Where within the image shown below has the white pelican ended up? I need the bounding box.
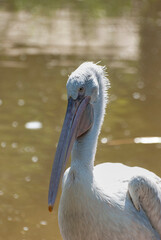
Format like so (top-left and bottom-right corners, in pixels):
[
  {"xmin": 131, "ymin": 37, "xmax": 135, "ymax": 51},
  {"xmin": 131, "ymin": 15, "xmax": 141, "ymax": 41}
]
[{"xmin": 48, "ymin": 62, "xmax": 161, "ymax": 240}]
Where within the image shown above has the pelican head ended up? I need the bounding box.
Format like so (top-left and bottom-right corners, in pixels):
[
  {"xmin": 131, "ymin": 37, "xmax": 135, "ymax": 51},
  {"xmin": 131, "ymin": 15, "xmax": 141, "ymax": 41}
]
[{"xmin": 48, "ymin": 62, "xmax": 109, "ymax": 211}]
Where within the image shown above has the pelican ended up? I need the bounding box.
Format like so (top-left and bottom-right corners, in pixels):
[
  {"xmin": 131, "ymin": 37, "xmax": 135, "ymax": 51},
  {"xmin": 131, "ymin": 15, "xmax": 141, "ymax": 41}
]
[{"xmin": 48, "ymin": 62, "xmax": 161, "ymax": 240}]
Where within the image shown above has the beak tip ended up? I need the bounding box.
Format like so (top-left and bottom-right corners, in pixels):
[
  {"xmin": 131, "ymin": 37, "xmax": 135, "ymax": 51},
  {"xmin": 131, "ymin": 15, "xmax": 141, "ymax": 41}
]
[{"xmin": 48, "ymin": 205, "xmax": 53, "ymax": 212}]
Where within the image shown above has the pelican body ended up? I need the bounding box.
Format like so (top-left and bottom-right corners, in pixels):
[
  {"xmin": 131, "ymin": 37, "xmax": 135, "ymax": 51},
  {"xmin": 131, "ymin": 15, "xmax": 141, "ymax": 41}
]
[{"xmin": 48, "ymin": 62, "xmax": 161, "ymax": 240}]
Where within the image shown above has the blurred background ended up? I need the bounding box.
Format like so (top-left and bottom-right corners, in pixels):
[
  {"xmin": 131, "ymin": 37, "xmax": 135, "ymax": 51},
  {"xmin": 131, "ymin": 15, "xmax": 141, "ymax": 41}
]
[{"xmin": 0, "ymin": 0, "xmax": 161, "ymax": 239}]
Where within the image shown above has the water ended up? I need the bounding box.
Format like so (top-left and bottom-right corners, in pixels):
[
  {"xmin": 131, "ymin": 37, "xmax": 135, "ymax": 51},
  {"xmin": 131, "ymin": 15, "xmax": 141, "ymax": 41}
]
[{"xmin": 0, "ymin": 1, "xmax": 161, "ymax": 239}]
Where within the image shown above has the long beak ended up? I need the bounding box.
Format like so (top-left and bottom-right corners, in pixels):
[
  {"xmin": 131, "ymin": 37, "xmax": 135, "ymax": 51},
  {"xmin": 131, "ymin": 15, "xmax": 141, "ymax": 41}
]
[{"xmin": 48, "ymin": 95, "xmax": 93, "ymax": 212}]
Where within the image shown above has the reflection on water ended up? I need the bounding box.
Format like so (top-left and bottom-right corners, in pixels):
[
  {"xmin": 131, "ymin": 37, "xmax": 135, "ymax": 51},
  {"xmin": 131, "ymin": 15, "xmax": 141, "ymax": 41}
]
[
  {"xmin": 134, "ymin": 137, "xmax": 161, "ymax": 144},
  {"xmin": 105, "ymin": 137, "xmax": 161, "ymax": 146},
  {"xmin": 0, "ymin": 1, "xmax": 161, "ymax": 240},
  {"xmin": 25, "ymin": 121, "xmax": 43, "ymax": 129},
  {"xmin": 0, "ymin": 10, "xmax": 138, "ymax": 59}
]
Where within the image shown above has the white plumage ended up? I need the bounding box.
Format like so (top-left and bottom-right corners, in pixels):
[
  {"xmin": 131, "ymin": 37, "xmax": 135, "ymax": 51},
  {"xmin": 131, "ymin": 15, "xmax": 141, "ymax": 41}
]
[{"xmin": 48, "ymin": 62, "xmax": 161, "ymax": 240}]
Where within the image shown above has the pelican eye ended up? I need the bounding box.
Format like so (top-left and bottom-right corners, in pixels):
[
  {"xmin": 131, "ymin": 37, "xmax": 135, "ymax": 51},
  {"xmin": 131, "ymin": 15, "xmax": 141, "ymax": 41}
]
[{"xmin": 79, "ymin": 87, "xmax": 84, "ymax": 93}]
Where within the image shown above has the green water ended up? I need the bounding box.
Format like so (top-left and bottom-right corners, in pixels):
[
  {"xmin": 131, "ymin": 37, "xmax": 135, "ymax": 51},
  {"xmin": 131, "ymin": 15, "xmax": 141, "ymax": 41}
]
[{"xmin": 0, "ymin": 1, "xmax": 161, "ymax": 239}]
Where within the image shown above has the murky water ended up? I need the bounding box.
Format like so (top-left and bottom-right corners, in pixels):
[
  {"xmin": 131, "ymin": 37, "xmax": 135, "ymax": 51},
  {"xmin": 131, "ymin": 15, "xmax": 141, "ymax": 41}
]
[{"xmin": 0, "ymin": 1, "xmax": 161, "ymax": 240}]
